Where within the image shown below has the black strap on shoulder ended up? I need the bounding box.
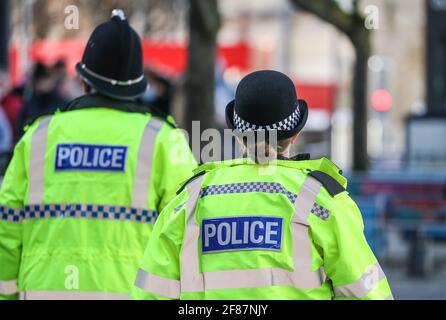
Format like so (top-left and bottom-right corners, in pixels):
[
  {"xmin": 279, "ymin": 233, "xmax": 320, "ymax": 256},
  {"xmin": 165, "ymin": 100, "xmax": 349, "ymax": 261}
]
[
  {"xmin": 176, "ymin": 171, "xmax": 206, "ymax": 195},
  {"xmin": 62, "ymin": 93, "xmax": 176, "ymax": 128},
  {"xmin": 277, "ymin": 153, "xmax": 311, "ymax": 161},
  {"xmin": 308, "ymin": 170, "xmax": 345, "ymax": 197}
]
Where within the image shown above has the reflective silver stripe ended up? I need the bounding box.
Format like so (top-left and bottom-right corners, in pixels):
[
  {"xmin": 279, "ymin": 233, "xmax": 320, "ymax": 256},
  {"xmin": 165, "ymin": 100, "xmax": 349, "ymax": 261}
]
[
  {"xmin": 132, "ymin": 118, "xmax": 164, "ymax": 209},
  {"xmin": 293, "ymin": 176, "xmax": 322, "ymax": 226},
  {"xmin": 29, "ymin": 117, "xmax": 52, "ymax": 203},
  {"xmin": 80, "ymin": 63, "xmax": 145, "ymax": 86},
  {"xmin": 180, "ymin": 176, "xmax": 205, "ymax": 293},
  {"xmin": 135, "ymin": 269, "xmax": 180, "ymax": 299},
  {"xmin": 179, "ymin": 176, "xmax": 325, "ymax": 293},
  {"xmin": 0, "ymin": 280, "xmax": 18, "ymax": 295},
  {"xmin": 202, "ymin": 267, "xmax": 324, "ymax": 290},
  {"xmin": 290, "ymin": 176, "xmax": 326, "ymax": 288},
  {"xmin": 20, "ymin": 291, "xmax": 129, "ymax": 300},
  {"xmin": 334, "ymin": 263, "xmax": 387, "ymax": 298}
]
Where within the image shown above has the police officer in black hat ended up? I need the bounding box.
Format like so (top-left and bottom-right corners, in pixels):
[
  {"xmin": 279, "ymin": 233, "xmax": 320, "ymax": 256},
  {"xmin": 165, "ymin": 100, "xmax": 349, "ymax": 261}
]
[
  {"xmin": 225, "ymin": 70, "xmax": 309, "ymax": 162},
  {"xmin": 133, "ymin": 70, "xmax": 393, "ymax": 300},
  {"xmin": 0, "ymin": 9, "xmax": 197, "ymax": 300},
  {"xmin": 76, "ymin": 9, "xmax": 147, "ymax": 101}
]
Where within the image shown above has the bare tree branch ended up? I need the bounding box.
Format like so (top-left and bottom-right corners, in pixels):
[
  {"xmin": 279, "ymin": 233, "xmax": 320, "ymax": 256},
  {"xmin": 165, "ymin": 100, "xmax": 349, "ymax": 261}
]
[
  {"xmin": 289, "ymin": 0, "xmax": 371, "ymax": 171},
  {"xmin": 290, "ymin": 0, "xmax": 355, "ymax": 36}
]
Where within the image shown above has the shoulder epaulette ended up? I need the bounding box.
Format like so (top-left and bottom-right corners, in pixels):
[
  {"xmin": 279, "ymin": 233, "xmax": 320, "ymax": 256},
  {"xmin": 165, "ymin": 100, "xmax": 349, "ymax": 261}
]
[
  {"xmin": 308, "ymin": 170, "xmax": 346, "ymax": 197},
  {"xmin": 176, "ymin": 171, "xmax": 206, "ymax": 195}
]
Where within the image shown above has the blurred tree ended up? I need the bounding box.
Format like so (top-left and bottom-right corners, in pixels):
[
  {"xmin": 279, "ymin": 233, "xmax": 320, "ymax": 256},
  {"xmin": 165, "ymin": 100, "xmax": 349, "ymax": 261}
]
[
  {"xmin": 143, "ymin": 0, "xmax": 187, "ymax": 39},
  {"xmin": 184, "ymin": 0, "xmax": 220, "ymax": 153},
  {"xmin": 290, "ymin": 0, "xmax": 370, "ymax": 171},
  {"xmin": 16, "ymin": 0, "xmax": 186, "ymax": 39},
  {"xmin": 0, "ymin": 0, "xmax": 9, "ymax": 73}
]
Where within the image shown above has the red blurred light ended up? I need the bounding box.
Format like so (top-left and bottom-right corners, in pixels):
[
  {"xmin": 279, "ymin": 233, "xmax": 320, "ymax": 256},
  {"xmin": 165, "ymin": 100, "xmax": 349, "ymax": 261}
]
[{"xmin": 371, "ymin": 89, "xmax": 392, "ymax": 112}]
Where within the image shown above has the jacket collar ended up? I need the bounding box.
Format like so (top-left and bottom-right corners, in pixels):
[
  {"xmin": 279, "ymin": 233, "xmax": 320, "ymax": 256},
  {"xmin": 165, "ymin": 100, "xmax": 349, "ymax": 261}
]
[
  {"xmin": 193, "ymin": 156, "xmax": 347, "ymax": 189},
  {"xmin": 61, "ymin": 93, "xmax": 168, "ymax": 118}
]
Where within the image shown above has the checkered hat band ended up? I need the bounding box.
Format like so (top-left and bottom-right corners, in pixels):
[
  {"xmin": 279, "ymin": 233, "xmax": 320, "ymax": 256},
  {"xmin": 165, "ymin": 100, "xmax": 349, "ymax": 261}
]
[
  {"xmin": 201, "ymin": 182, "xmax": 297, "ymax": 203},
  {"xmin": 233, "ymin": 107, "xmax": 301, "ymax": 132},
  {"xmin": 0, "ymin": 204, "xmax": 159, "ymax": 224}
]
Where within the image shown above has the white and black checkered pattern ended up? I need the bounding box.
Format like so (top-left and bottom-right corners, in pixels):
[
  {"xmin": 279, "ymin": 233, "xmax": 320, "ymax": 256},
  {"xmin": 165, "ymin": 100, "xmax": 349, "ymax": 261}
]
[
  {"xmin": 311, "ymin": 203, "xmax": 330, "ymax": 220},
  {"xmin": 201, "ymin": 182, "xmax": 297, "ymax": 203},
  {"xmin": 0, "ymin": 205, "xmax": 23, "ymax": 223},
  {"xmin": 233, "ymin": 107, "xmax": 301, "ymax": 132},
  {"xmin": 0, "ymin": 204, "xmax": 158, "ymax": 224}
]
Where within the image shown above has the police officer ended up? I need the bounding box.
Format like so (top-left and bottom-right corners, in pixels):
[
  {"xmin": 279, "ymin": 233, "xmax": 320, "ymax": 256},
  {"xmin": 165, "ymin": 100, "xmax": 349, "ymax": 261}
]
[
  {"xmin": 133, "ymin": 70, "xmax": 393, "ymax": 300},
  {"xmin": 0, "ymin": 10, "xmax": 196, "ymax": 300}
]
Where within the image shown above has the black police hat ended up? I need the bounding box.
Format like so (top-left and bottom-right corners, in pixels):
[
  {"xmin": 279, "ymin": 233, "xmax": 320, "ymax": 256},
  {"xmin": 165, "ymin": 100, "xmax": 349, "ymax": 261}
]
[
  {"xmin": 226, "ymin": 70, "xmax": 308, "ymax": 140},
  {"xmin": 76, "ymin": 9, "xmax": 147, "ymax": 100}
]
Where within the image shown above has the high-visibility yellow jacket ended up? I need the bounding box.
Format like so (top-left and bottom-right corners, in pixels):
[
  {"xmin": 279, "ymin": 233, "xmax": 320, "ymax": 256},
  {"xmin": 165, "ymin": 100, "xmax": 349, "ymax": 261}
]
[
  {"xmin": 133, "ymin": 157, "xmax": 393, "ymax": 300},
  {"xmin": 0, "ymin": 95, "xmax": 197, "ymax": 300}
]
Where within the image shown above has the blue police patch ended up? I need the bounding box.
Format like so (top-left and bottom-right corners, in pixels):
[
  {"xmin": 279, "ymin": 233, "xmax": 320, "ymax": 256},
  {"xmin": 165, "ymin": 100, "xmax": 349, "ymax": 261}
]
[
  {"xmin": 55, "ymin": 143, "xmax": 128, "ymax": 172},
  {"xmin": 201, "ymin": 216, "xmax": 283, "ymax": 253}
]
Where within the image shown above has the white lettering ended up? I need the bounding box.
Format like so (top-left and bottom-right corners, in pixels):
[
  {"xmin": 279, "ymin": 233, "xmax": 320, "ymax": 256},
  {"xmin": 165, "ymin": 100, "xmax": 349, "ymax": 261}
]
[
  {"xmin": 111, "ymin": 148, "xmax": 125, "ymax": 168},
  {"xmin": 82, "ymin": 148, "xmax": 92, "ymax": 167},
  {"xmin": 250, "ymin": 221, "xmax": 264, "ymax": 244},
  {"xmin": 99, "ymin": 148, "xmax": 112, "ymax": 167},
  {"xmin": 92, "ymin": 147, "xmax": 100, "ymax": 166},
  {"xmin": 365, "ymin": 5, "xmax": 379, "ymax": 30},
  {"xmin": 364, "ymin": 265, "xmax": 380, "ymax": 290},
  {"xmin": 64, "ymin": 265, "xmax": 79, "ymax": 290},
  {"xmin": 243, "ymin": 221, "xmax": 250, "ymax": 244},
  {"xmin": 231, "ymin": 222, "xmax": 242, "ymax": 244},
  {"xmin": 204, "ymin": 224, "xmax": 216, "ymax": 248},
  {"xmin": 64, "ymin": 5, "xmax": 79, "ymax": 30},
  {"xmin": 57, "ymin": 146, "xmax": 70, "ymax": 167},
  {"xmin": 217, "ymin": 222, "xmax": 231, "ymax": 245},
  {"xmin": 70, "ymin": 147, "xmax": 83, "ymax": 167},
  {"xmin": 265, "ymin": 222, "xmax": 279, "ymax": 245}
]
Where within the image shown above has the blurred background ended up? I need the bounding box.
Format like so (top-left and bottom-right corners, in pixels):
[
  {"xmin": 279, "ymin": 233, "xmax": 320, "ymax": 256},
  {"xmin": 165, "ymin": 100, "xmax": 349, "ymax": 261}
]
[{"xmin": 0, "ymin": 0, "xmax": 445, "ymax": 299}]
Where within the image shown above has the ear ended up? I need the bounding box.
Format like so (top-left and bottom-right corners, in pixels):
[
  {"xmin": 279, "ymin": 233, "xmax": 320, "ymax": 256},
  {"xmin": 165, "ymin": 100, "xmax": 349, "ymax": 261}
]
[
  {"xmin": 82, "ymin": 81, "xmax": 91, "ymax": 93},
  {"xmin": 290, "ymin": 133, "xmax": 300, "ymax": 144}
]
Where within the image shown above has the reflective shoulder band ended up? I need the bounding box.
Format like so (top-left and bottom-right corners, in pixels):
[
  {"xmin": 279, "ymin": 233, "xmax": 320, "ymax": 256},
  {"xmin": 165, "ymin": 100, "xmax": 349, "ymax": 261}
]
[
  {"xmin": 334, "ymin": 263, "xmax": 388, "ymax": 299},
  {"xmin": 0, "ymin": 280, "xmax": 18, "ymax": 295},
  {"xmin": 29, "ymin": 116, "xmax": 52, "ymax": 204},
  {"xmin": 180, "ymin": 176, "xmax": 205, "ymax": 293},
  {"xmin": 135, "ymin": 269, "xmax": 180, "ymax": 299},
  {"xmin": 132, "ymin": 117, "xmax": 164, "ymax": 209},
  {"xmin": 20, "ymin": 290, "xmax": 129, "ymax": 300},
  {"xmin": 202, "ymin": 267, "xmax": 324, "ymax": 290},
  {"xmin": 290, "ymin": 176, "xmax": 326, "ymax": 288},
  {"xmin": 293, "ymin": 176, "xmax": 322, "ymax": 226}
]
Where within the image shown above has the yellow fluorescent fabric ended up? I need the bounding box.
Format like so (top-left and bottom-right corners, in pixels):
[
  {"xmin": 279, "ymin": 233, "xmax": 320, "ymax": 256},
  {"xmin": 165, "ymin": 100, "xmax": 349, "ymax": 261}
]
[
  {"xmin": 134, "ymin": 159, "xmax": 393, "ymax": 300},
  {"xmin": 0, "ymin": 107, "xmax": 197, "ymax": 300}
]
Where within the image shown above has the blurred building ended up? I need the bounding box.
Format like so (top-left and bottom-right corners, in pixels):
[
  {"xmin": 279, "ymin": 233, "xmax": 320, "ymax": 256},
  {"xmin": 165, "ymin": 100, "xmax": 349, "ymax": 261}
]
[
  {"xmin": 219, "ymin": 0, "xmax": 427, "ymax": 169},
  {"xmin": 5, "ymin": 0, "xmax": 431, "ymax": 169}
]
